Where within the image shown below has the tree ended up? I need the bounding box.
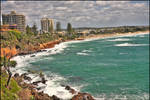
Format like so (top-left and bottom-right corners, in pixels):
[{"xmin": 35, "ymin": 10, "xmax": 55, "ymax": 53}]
[
  {"xmin": 56, "ymin": 22, "xmax": 61, "ymax": 32},
  {"xmin": 67, "ymin": 23, "xmax": 73, "ymax": 34},
  {"xmin": 1, "ymin": 56, "xmax": 17, "ymax": 87},
  {"xmin": 26, "ymin": 25, "xmax": 32, "ymax": 34},
  {"xmin": 32, "ymin": 23, "xmax": 38, "ymax": 35}
]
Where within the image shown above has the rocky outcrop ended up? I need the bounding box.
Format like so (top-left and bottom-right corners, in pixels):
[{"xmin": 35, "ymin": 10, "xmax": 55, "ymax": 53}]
[
  {"xmin": 64, "ymin": 85, "xmax": 95, "ymax": 100},
  {"xmin": 51, "ymin": 95, "xmax": 60, "ymax": 100},
  {"xmin": 65, "ymin": 85, "xmax": 77, "ymax": 94},
  {"xmin": 13, "ymin": 73, "xmax": 56, "ymax": 100},
  {"xmin": 1, "ymin": 40, "xmax": 61, "ymax": 58},
  {"xmin": 71, "ymin": 92, "xmax": 95, "ymax": 100},
  {"xmin": 18, "ymin": 88, "xmax": 32, "ymax": 100},
  {"xmin": 1, "ymin": 47, "xmax": 18, "ymax": 58},
  {"xmin": 39, "ymin": 40, "xmax": 60, "ymax": 49},
  {"xmin": 14, "ymin": 73, "xmax": 19, "ymax": 78}
]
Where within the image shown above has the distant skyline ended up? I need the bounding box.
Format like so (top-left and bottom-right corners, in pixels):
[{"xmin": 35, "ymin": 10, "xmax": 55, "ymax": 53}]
[{"xmin": 1, "ymin": 1, "xmax": 149, "ymax": 29}]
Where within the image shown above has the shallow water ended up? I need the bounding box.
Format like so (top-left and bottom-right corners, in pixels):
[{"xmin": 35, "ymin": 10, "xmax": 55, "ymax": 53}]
[{"xmin": 12, "ymin": 33, "xmax": 149, "ymax": 100}]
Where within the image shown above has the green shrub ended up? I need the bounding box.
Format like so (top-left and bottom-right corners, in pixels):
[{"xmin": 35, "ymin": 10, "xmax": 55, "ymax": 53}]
[{"xmin": 8, "ymin": 30, "xmax": 22, "ymax": 40}]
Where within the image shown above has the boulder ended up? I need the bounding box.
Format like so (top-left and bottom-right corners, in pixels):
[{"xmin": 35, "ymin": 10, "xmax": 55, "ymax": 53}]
[
  {"xmin": 41, "ymin": 77, "xmax": 47, "ymax": 84},
  {"xmin": 32, "ymin": 81, "xmax": 42, "ymax": 86},
  {"xmin": 52, "ymin": 95, "xmax": 60, "ymax": 100},
  {"xmin": 65, "ymin": 85, "xmax": 76, "ymax": 94},
  {"xmin": 71, "ymin": 93, "xmax": 95, "ymax": 100},
  {"xmin": 21, "ymin": 73, "xmax": 28, "ymax": 77},
  {"xmin": 24, "ymin": 75, "xmax": 32, "ymax": 81},
  {"xmin": 14, "ymin": 73, "xmax": 19, "ymax": 78},
  {"xmin": 33, "ymin": 91, "xmax": 52, "ymax": 100}
]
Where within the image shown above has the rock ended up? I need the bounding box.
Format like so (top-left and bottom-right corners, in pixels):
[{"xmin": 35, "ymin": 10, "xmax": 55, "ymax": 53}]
[
  {"xmin": 14, "ymin": 76, "xmax": 23, "ymax": 85},
  {"xmin": 36, "ymin": 87, "xmax": 42, "ymax": 91},
  {"xmin": 20, "ymin": 73, "xmax": 32, "ymax": 81},
  {"xmin": 42, "ymin": 50, "xmax": 47, "ymax": 52},
  {"xmin": 30, "ymin": 55, "xmax": 35, "ymax": 57},
  {"xmin": 65, "ymin": 85, "xmax": 76, "ymax": 94},
  {"xmin": 14, "ymin": 73, "xmax": 19, "ymax": 78},
  {"xmin": 65, "ymin": 85, "xmax": 72, "ymax": 90},
  {"xmin": 34, "ymin": 91, "xmax": 52, "ymax": 100},
  {"xmin": 52, "ymin": 95, "xmax": 60, "ymax": 100},
  {"xmin": 32, "ymin": 81, "xmax": 42, "ymax": 86},
  {"xmin": 21, "ymin": 73, "xmax": 28, "ymax": 77},
  {"xmin": 24, "ymin": 75, "xmax": 32, "ymax": 81},
  {"xmin": 18, "ymin": 88, "xmax": 32, "ymax": 100},
  {"xmin": 71, "ymin": 93, "xmax": 95, "ymax": 100},
  {"xmin": 41, "ymin": 77, "xmax": 47, "ymax": 84}
]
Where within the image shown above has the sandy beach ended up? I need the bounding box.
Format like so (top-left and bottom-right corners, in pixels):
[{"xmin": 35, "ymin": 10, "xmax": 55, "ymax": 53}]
[{"xmin": 81, "ymin": 30, "xmax": 149, "ymax": 40}]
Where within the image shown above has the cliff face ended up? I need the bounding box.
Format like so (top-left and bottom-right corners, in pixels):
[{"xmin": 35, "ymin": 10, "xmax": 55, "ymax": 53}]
[
  {"xmin": 1, "ymin": 47, "xmax": 18, "ymax": 58},
  {"xmin": 1, "ymin": 40, "xmax": 61, "ymax": 58},
  {"xmin": 39, "ymin": 40, "xmax": 60, "ymax": 49}
]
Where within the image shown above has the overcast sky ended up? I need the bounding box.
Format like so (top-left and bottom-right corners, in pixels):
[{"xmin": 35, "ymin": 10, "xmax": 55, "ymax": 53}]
[{"xmin": 1, "ymin": 1, "xmax": 149, "ymax": 29}]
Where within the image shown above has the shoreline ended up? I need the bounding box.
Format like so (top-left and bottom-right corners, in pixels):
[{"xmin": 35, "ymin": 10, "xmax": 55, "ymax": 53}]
[
  {"xmin": 9, "ymin": 30, "xmax": 149, "ymax": 99},
  {"xmin": 80, "ymin": 30, "xmax": 149, "ymax": 40}
]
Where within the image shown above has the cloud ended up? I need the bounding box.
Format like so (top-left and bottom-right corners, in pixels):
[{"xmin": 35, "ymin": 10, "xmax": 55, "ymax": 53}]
[
  {"xmin": 55, "ymin": 7, "xmax": 68, "ymax": 10},
  {"xmin": 1, "ymin": 1, "xmax": 149, "ymax": 29}
]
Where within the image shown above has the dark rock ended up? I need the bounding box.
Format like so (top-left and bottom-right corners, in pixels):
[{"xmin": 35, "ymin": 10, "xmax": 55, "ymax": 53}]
[
  {"xmin": 32, "ymin": 81, "xmax": 42, "ymax": 86},
  {"xmin": 20, "ymin": 73, "xmax": 32, "ymax": 81},
  {"xmin": 24, "ymin": 76, "xmax": 32, "ymax": 81},
  {"xmin": 65, "ymin": 85, "xmax": 71, "ymax": 90},
  {"xmin": 34, "ymin": 91, "xmax": 52, "ymax": 100},
  {"xmin": 36, "ymin": 87, "xmax": 42, "ymax": 91},
  {"xmin": 30, "ymin": 55, "xmax": 35, "ymax": 57},
  {"xmin": 42, "ymin": 50, "xmax": 47, "ymax": 52},
  {"xmin": 65, "ymin": 85, "xmax": 76, "ymax": 94},
  {"xmin": 41, "ymin": 77, "xmax": 47, "ymax": 84},
  {"xmin": 21, "ymin": 73, "xmax": 28, "ymax": 77},
  {"xmin": 37, "ymin": 50, "xmax": 42, "ymax": 52},
  {"xmin": 52, "ymin": 95, "xmax": 60, "ymax": 100},
  {"xmin": 71, "ymin": 92, "xmax": 95, "ymax": 100},
  {"xmin": 14, "ymin": 73, "xmax": 19, "ymax": 78}
]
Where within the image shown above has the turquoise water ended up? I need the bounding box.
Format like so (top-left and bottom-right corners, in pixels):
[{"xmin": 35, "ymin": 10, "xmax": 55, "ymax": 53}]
[{"xmin": 24, "ymin": 34, "xmax": 149, "ymax": 99}]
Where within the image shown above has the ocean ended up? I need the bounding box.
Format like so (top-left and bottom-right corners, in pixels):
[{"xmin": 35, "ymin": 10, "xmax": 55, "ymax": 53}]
[{"xmin": 11, "ymin": 33, "xmax": 149, "ymax": 100}]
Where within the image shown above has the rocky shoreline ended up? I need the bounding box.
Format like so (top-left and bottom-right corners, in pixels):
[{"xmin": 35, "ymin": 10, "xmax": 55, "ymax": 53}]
[{"xmin": 12, "ymin": 71, "xmax": 95, "ymax": 100}]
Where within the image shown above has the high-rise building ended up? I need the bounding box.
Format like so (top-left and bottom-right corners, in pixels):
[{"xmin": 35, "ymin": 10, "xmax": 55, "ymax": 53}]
[
  {"xmin": 2, "ymin": 11, "xmax": 26, "ymax": 32},
  {"xmin": 41, "ymin": 18, "xmax": 54, "ymax": 33}
]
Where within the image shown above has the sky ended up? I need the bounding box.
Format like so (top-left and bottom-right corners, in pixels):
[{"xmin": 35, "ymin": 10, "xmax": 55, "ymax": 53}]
[{"xmin": 1, "ymin": 1, "xmax": 149, "ymax": 29}]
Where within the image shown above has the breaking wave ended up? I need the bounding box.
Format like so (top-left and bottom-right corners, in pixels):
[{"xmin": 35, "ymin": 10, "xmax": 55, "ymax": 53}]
[{"xmin": 115, "ymin": 43, "xmax": 148, "ymax": 47}]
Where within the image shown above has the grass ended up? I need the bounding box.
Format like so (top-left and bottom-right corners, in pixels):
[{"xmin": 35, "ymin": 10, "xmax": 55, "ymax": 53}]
[{"xmin": 1, "ymin": 71, "xmax": 21, "ymax": 100}]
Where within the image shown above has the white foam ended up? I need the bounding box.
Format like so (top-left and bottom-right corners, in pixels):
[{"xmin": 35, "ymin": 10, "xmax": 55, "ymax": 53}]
[
  {"xmin": 115, "ymin": 43, "xmax": 148, "ymax": 47},
  {"xmin": 119, "ymin": 53, "xmax": 128, "ymax": 55},
  {"xmin": 82, "ymin": 49, "xmax": 92, "ymax": 53},
  {"xmin": 107, "ymin": 38, "xmax": 130, "ymax": 42},
  {"xmin": 77, "ymin": 52, "xmax": 89, "ymax": 56}
]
